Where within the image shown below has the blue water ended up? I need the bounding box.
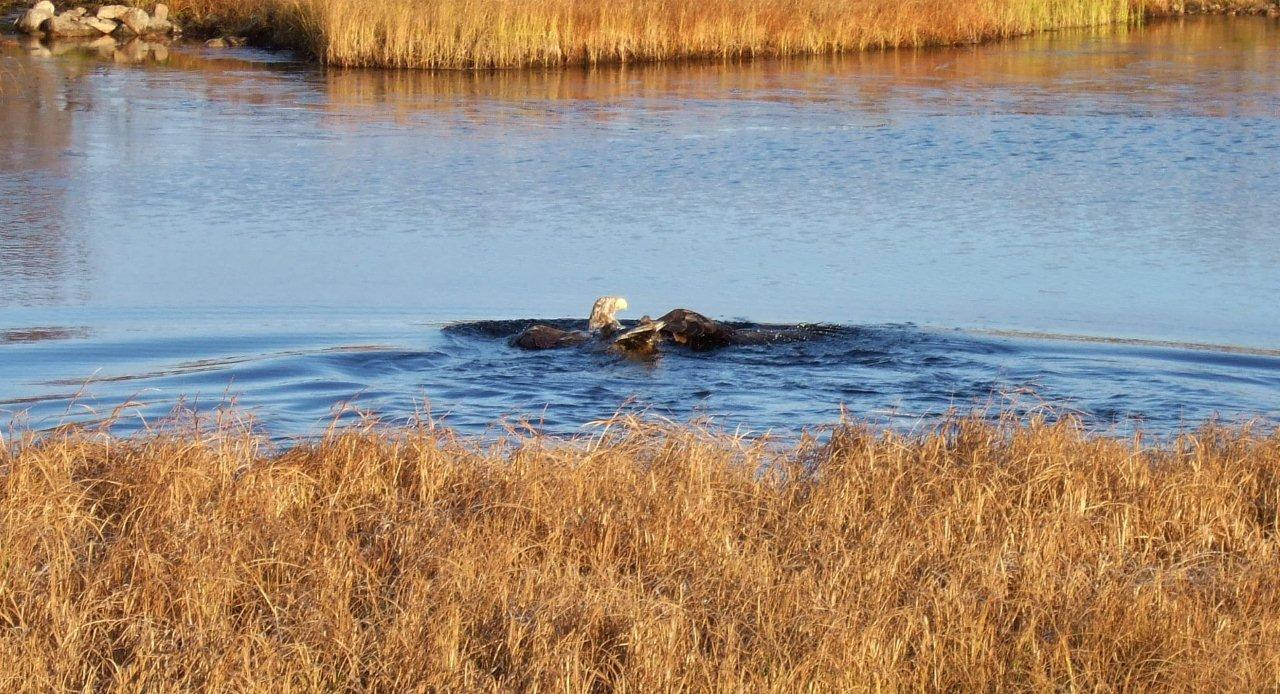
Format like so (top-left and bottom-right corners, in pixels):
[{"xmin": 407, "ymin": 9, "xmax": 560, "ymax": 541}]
[{"xmin": 2, "ymin": 18, "xmax": 1278, "ymax": 438}]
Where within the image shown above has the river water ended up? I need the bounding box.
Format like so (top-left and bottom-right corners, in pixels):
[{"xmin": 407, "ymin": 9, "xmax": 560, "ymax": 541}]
[{"xmin": 2, "ymin": 18, "xmax": 1278, "ymax": 437}]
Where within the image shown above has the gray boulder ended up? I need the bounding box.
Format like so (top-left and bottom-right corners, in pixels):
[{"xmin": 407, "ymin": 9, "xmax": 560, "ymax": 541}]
[
  {"xmin": 115, "ymin": 7, "xmax": 150, "ymax": 35},
  {"xmin": 83, "ymin": 16, "xmax": 118, "ymax": 34},
  {"xmin": 96, "ymin": 5, "xmax": 131, "ymax": 20},
  {"xmin": 206, "ymin": 35, "xmax": 247, "ymax": 48},
  {"xmin": 15, "ymin": 2, "xmax": 56, "ymax": 34},
  {"xmin": 46, "ymin": 11, "xmax": 102, "ymax": 37},
  {"xmin": 148, "ymin": 6, "xmax": 178, "ymax": 35}
]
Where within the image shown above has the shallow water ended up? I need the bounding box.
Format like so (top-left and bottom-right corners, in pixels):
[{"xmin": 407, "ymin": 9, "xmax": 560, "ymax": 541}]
[{"xmin": 2, "ymin": 18, "xmax": 1278, "ymax": 437}]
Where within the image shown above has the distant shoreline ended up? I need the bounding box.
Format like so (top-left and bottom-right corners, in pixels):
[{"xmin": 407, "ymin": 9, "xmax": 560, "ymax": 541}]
[{"xmin": 6, "ymin": 0, "xmax": 1279, "ymax": 69}]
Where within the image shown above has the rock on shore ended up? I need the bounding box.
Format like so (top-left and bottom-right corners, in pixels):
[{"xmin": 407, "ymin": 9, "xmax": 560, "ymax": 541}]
[
  {"xmin": 13, "ymin": 1, "xmax": 181, "ymax": 39},
  {"xmin": 205, "ymin": 35, "xmax": 248, "ymax": 48},
  {"xmin": 15, "ymin": 0, "xmax": 55, "ymax": 33}
]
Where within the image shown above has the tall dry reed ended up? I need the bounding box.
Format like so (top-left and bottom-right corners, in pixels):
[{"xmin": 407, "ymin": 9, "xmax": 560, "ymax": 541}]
[
  {"xmin": 2, "ymin": 415, "xmax": 1278, "ymax": 690},
  {"xmin": 145, "ymin": 0, "xmax": 1225, "ymax": 68}
]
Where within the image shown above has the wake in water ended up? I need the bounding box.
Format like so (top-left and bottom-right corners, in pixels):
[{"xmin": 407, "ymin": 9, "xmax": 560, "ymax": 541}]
[
  {"xmin": 2, "ymin": 318, "xmax": 1277, "ymax": 439},
  {"xmin": 442, "ymin": 318, "xmax": 1280, "ymax": 436}
]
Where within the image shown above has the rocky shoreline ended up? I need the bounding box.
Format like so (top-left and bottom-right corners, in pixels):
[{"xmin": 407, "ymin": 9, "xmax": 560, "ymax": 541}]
[
  {"xmin": 5, "ymin": 1, "xmax": 257, "ymax": 60},
  {"xmin": 15, "ymin": 1, "xmax": 178, "ymax": 39}
]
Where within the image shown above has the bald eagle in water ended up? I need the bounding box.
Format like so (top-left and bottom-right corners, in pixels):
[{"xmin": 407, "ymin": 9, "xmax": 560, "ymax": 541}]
[
  {"xmin": 513, "ymin": 297, "xmax": 740, "ymax": 354},
  {"xmin": 513, "ymin": 296, "xmax": 629, "ymax": 350}
]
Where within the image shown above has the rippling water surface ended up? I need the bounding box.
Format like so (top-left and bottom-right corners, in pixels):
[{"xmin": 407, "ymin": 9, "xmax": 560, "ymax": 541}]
[{"xmin": 2, "ymin": 18, "xmax": 1278, "ymax": 437}]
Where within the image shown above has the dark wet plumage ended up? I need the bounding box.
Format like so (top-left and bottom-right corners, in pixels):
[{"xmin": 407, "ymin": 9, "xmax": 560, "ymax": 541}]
[
  {"xmin": 611, "ymin": 316, "xmax": 665, "ymax": 355},
  {"xmin": 654, "ymin": 309, "xmax": 737, "ymax": 351},
  {"xmin": 512, "ymin": 325, "xmax": 589, "ymax": 350},
  {"xmin": 509, "ymin": 296, "xmax": 628, "ymax": 350},
  {"xmin": 487, "ymin": 298, "xmax": 836, "ymax": 355}
]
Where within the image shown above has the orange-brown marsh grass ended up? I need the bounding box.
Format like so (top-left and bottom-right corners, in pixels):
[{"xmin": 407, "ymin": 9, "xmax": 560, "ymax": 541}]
[
  {"xmin": 2, "ymin": 414, "xmax": 1278, "ymax": 690},
  {"xmin": 140, "ymin": 0, "xmax": 1231, "ymax": 68}
]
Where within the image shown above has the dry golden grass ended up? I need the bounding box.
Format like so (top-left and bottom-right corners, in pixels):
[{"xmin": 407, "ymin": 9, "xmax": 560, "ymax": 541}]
[
  {"xmin": 136, "ymin": 0, "xmax": 1273, "ymax": 68},
  {"xmin": 2, "ymin": 414, "xmax": 1278, "ymax": 690},
  {"xmin": 305, "ymin": 0, "xmax": 1148, "ymax": 68}
]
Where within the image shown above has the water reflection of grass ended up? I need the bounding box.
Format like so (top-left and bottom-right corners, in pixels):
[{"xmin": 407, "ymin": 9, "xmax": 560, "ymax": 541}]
[
  {"xmin": 151, "ymin": 0, "xmax": 1273, "ymax": 68},
  {"xmin": 4, "ymin": 414, "xmax": 1278, "ymax": 688},
  {"xmin": 313, "ymin": 17, "xmax": 1279, "ymax": 109}
]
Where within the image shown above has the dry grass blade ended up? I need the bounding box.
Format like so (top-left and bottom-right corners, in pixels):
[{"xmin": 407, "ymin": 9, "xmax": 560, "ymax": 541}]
[
  {"xmin": 1, "ymin": 415, "xmax": 1278, "ymax": 689},
  {"xmin": 140, "ymin": 0, "xmax": 1269, "ymax": 68}
]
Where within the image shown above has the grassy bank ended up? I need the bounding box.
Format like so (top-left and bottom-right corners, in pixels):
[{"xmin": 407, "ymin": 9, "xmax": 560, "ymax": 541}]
[
  {"xmin": 2, "ymin": 416, "xmax": 1278, "ymax": 689},
  {"xmin": 139, "ymin": 0, "xmax": 1277, "ymax": 68}
]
